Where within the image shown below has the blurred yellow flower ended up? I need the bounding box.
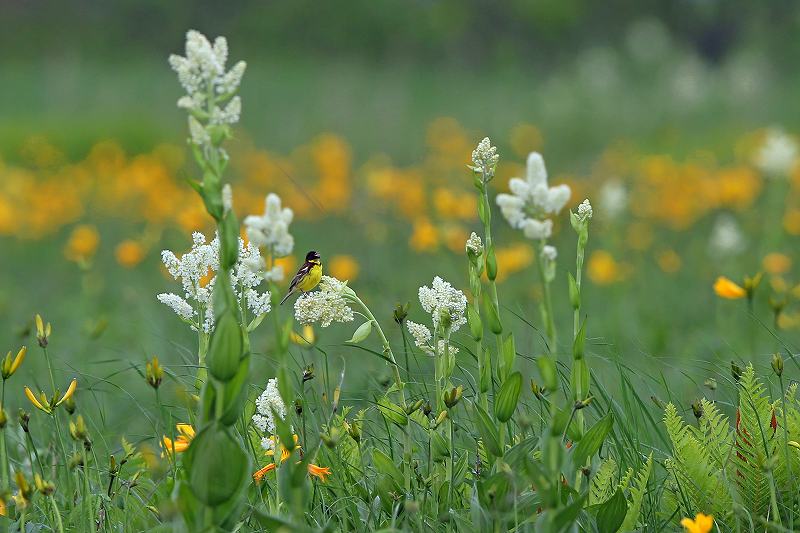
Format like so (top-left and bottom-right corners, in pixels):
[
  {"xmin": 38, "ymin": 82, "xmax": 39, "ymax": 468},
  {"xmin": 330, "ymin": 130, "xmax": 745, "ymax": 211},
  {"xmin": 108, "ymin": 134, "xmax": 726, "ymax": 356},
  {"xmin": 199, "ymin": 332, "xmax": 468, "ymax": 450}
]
[
  {"xmin": 290, "ymin": 325, "xmax": 316, "ymax": 347},
  {"xmin": 713, "ymin": 276, "xmax": 746, "ymax": 299},
  {"xmin": 784, "ymin": 209, "xmax": 800, "ymax": 235},
  {"xmin": 587, "ymin": 250, "xmax": 621, "ymax": 285},
  {"xmin": 508, "ymin": 123, "xmax": 543, "ymax": 158},
  {"xmin": 329, "ymin": 254, "xmax": 359, "ymax": 282},
  {"xmin": 162, "ymin": 423, "xmax": 195, "ymax": 455},
  {"xmin": 626, "ymin": 222, "xmax": 653, "ymax": 251},
  {"xmin": 409, "ymin": 218, "xmax": 439, "ymax": 252},
  {"xmin": 494, "ymin": 243, "xmax": 534, "ymax": 282},
  {"xmin": 115, "ymin": 239, "xmax": 146, "ymax": 268},
  {"xmin": 762, "ymin": 253, "xmax": 791, "ymax": 275},
  {"xmin": 680, "ymin": 513, "xmax": 713, "ymax": 533},
  {"xmin": 657, "ymin": 249, "xmax": 682, "ymax": 274},
  {"xmin": 64, "ymin": 224, "xmax": 99, "ymax": 263}
]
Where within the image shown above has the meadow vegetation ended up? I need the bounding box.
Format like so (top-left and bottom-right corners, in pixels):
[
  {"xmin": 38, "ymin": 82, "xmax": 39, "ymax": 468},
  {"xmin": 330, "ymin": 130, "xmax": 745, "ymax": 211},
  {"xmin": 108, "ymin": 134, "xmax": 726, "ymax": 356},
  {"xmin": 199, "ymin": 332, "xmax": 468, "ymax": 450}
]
[{"xmin": 0, "ymin": 27, "xmax": 799, "ymax": 532}]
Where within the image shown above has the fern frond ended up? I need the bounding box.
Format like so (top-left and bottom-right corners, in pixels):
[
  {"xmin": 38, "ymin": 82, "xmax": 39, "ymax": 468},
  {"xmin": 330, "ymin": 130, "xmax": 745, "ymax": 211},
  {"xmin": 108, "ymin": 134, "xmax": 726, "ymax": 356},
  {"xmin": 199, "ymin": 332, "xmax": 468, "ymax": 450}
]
[
  {"xmin": 590, "ymin": 457, "xmax": 618, "ymax": 506},
  {"xmin": 619, "ymin": 453, "xmax": 653, "ymax": 532}
]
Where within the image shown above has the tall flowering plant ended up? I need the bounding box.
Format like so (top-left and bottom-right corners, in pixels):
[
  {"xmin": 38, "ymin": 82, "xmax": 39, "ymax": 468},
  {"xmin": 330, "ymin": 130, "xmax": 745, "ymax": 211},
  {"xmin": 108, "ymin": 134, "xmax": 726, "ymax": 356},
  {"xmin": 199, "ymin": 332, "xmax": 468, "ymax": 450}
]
[{"xmin": 167, "ymin": 30, "xmax": 253, "ymax": 528}]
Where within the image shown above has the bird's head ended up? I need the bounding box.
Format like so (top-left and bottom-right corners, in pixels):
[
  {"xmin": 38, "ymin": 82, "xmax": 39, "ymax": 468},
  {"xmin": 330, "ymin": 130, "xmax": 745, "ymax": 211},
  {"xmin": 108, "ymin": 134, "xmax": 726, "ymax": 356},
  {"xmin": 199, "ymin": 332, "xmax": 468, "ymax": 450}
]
[{"xmin": 306, "ymin": 250, "xmax": 321, "ymax": 263}]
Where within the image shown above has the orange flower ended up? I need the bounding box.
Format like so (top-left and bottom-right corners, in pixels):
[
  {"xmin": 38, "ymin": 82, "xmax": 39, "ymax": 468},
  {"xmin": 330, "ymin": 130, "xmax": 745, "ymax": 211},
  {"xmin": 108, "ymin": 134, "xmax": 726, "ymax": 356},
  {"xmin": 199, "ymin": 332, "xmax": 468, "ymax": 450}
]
[
  {"xmin": 307, "ymin": 463, "xmax": 331, "ymax": 482},
  {"xmin": 252, "ymin": 463, "xmax": 276, "ymax": 482},
  {"xmin": 329, "ymin": 255, "xmax": 359, "ymax": 282},
  {"xmin": 252, "ymin": 462, "xmax": 331, "ymax": 483},
  {"xmin": 162, "ymin": 423, "xmax": 195, "ymax": 455},
  {"xmin": 680, "ymin": 513, "xmax": 713, "ymax": 533},
  {"xmin": 713, "ymin": 276, "xmax": 746, "ymax": 299},
  {"xmin": 265, "ymin": 434, "xmax": 300, "ymax": 462},
  {"xmin": 115, "ymin": 239, "xmax": 146, "ymax": 268},
  {"xmin": 64, "ymin": 224, "xmax": 100, "ymax": 263},
  {"xmin": 762, "ymin": 253, "xmax": 791, "ymax": 275}
]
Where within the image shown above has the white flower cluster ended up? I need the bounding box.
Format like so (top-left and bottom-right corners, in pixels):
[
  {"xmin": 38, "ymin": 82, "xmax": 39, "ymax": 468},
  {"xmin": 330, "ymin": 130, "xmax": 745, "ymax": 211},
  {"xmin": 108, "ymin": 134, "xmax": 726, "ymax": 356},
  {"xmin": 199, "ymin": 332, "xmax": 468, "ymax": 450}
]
[
  {"xmin": 418, "ymin": 276, "xmax": 467, "ymax": 333},
  {"xmin": 252, "ymin": 378, "xmax": 286, "ymax": 449},
  {"xmin": 756, "ymin": 128, "xmax": 798, "ymax": 177},
  {"xmin": 709, "ymin": 214, "xmax": 746, "ymax": 256},
  {"xmin": 496, "ymin": 152, "xmax": 571, "ymax": 240},
  {"xmin": 577, "ymin": 199, "xmax": 593, "ymax": 221},
  {"xmin": 244, "ymin": 193, "xmax": 295, "ymax": 262},
  {"xmin": 157, "ymin": 232, "xmax": 271, "ymax": 331},
  {"xmin": 471, "ymin": 137, "xmax": 499, "ymax": 177},
  {"xmin": 294, "ymin": 276, "xmax": 354, "ymax": 327},
  {"xmin": 406, "ymin": 320, "xmax": 459, "ymax": 357},
  {"xmin": 541, "ymin": 245, "xmax": 558, "ymax": 262},
  {"xmin": 599, "ymin": 180, "xmax": 628, "ymax": 219},
  {"xmin": 465, "ymin": 232, "xmax": 483, "ymax": 255},
  {"xmin": 169, "ymin": 30, "xmax": 246, "ymax": 141}
]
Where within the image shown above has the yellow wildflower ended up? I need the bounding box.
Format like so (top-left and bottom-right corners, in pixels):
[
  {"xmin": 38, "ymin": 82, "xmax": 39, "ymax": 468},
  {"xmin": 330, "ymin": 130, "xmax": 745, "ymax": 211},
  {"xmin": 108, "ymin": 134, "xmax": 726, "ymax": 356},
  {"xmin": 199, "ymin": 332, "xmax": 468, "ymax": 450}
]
[
  {"xmin": 587, "ymin": 250, "xmax": 621, "ymax": 285},
  {"xmin": 64, "ymin": 224, "xmax": 100, "ymax": 263},
  {"xmin": 115, "ymin": 239, "xmax": 146, "ymax": 268},
  {"xmin": 1, "ymin": 346, "xmax": 26, "ymax": 379},
  {"xmin": 329, "ymin": 255, "xmax": 359, "ymax": 282},
  {"xmin": 713, "ymin": 276, "xmax": 746, "ymax": 299},
  {"xmin": 680, "ymin": 513, "xmax": 713, "ymax": 533},
  {"xmin": 409, "ymin": 218, "xmax": 439, "ymax": 252},
  {"xmin": 657, "ymin": 249, "xmax": 682, "ymax": 274},
  {"xmin": 290, "ymin": 325, "xmax": 315, "ymax": 347},
  {"xmin": 762, "ymin": 253, "xmax": 791, "ymax": 275},
  {"xmin": 24, "ymin": 378, "xmax": 77, "ymax": 414},
  {"xmin": 162, "ymin": 423, "xmax": 195, "ymax": 455}
]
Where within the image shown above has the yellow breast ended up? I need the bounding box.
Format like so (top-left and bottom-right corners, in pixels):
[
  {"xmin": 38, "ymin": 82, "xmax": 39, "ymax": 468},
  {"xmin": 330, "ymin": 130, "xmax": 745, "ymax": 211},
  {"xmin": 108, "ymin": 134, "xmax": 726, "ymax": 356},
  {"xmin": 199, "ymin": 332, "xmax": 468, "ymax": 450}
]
[{"xmin": 297, "ymin": 263, "xmax": 322, "ymax": 291}]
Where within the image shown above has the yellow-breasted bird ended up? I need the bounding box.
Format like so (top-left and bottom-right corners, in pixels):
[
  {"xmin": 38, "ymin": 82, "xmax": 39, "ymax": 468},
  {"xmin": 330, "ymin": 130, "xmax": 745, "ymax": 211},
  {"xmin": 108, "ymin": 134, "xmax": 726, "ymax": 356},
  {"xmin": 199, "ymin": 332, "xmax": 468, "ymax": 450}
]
[{"xmin": 280, "ymin": 250, "xmax": 323, "ymax": 305}]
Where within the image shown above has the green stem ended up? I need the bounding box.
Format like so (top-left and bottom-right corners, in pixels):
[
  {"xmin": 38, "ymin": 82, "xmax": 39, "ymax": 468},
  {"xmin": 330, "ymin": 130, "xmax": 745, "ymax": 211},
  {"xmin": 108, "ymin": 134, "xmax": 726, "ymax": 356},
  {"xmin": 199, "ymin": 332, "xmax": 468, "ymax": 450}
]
[
  {"xmin": 50, "ymin": 494, "xmax": 65, "ymax": 533},
  {"xmin": 82, "ymin": 446, "xmax": 95, "ymax": 533}
]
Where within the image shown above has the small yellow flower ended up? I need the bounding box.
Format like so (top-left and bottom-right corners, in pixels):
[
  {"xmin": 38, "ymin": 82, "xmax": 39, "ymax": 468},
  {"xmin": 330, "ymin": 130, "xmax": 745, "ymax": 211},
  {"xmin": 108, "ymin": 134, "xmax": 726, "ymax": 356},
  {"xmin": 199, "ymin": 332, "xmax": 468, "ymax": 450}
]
[
  {"xmin": 64, "ymin": 224, "xmax": 100, "ymax": 263},
  {"xmin": 1, "ymin": 346, "xmax": 26, "ymax": 379},
  {"xmin": 680, "ymin": 512, "xmax": 714, "ymax": 533},
  {"xmin": 146, "ymin": 356, "xmax": 163, "ymax": 389},
  {"xmin": 329, "ymin": 255, "xmax": 360, "ymax": 282},
  {"xmin": 713, "ymin": 276, "xmax": 746, "ymax": 299},
  {"xmin": 115, "ymin": 239, "xmax": 146, "ymax": 268},
  {"xmin": 290, "ymin": 325, "xmax": 315, "ymax": 347},
  {"xmin": 587, "ymin": 250, "xmax": 622, "ymax": 285},
  {"xmin": 24, "ymin": 378, "xmax": 78, "ymax": 414},
  {"xmin": 162, "ymin": 423, "xmax": 195, "ymax": 455}
]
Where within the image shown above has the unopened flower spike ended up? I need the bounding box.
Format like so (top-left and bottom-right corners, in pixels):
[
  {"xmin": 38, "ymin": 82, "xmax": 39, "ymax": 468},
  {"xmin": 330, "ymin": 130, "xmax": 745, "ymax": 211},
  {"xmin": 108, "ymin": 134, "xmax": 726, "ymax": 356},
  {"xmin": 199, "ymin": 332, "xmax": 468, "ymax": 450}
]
[{"xmin": 470, "ymin": 137, "xmax": 499, "ymax": 180}]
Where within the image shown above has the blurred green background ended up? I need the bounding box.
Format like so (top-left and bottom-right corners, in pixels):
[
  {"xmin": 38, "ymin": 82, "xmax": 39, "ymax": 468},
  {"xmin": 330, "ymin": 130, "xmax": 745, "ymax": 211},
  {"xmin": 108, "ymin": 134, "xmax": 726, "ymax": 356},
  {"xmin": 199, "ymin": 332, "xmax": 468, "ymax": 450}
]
[{"xmin": 1, "ymin": 1, "xmax": 799, "ymax": 434}]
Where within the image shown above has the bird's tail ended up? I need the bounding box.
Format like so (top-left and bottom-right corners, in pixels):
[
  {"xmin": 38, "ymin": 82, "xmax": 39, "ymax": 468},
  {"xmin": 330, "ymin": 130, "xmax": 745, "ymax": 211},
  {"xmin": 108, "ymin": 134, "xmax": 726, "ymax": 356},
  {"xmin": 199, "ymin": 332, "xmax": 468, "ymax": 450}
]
[{"xmin": 279, "ymin": 289, "xmax": 293, "ymax": 305}]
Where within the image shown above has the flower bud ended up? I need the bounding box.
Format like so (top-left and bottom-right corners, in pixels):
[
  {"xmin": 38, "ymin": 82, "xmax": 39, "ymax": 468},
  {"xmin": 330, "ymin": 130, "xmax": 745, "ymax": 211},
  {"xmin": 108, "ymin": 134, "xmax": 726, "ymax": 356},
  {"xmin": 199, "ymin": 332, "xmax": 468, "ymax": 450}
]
[
  {"xmin": 344, "ymin": 419, "xmax": 361, "ymax": 443},
  {"xmin": 731, "ymin": 361, "xmax": 743, "ymax": 383},
  {"xmin": 772, "ymin": 353, "xmax": 784, "ymax": 377},
  {"xmin": 434, "ymin": 410, "xmax": 448, "ymax": 428},
  {"xmin": 407, "ymin": 399, "xmax": 424, "ymax": 414},
  {"xmin": 18, "ymin": 409, "xmax": 30, "ymax": 433},
  {"xmin": 35, "ymin": 314, "xmax": 51, "ymax": 348},
  {"xmin": 63, "ymin": 396, "xmax": 76, "ymax": 415},
  {"xmin": 0, "ymin": 408, "xmax": 6, "ymax": 429},
  {"xmin": 530, "ymin": 380, "xmax": 546, "ymax": 400},
  {"xmin": 145, "ymin": 356, "xmax": 163, "ymax": 390},
  {"xmin": 443, "ymin": 385, "xmax": 463, "ymax": 409},
  {"xmin": 34, "ymin": 473, "xmax": 55, "ymax": 496},
  {"xmin": 423, "ymin": 402, "xmax": 432, "ymax": 417},
  {"xmin": 1, "ymin": 346, "xmax": 26, "ymax": 380},
  {"xmin": 302, "ymin": 364, "xmax": 315, "ymax": 383},
  {"xmin": 691, "ymin": 400, "xmax": 703, "ymax": 420},
  {"xmin": 294, "ymin": 399, "xmax": 303, "ymax": 416},
  {"xmin": 69, "ymin": 415, "xmax": 89, "ymax": 441},
  {"xmin": 393, "ymin": 303, "xmax": 409, "ymax": 325}
]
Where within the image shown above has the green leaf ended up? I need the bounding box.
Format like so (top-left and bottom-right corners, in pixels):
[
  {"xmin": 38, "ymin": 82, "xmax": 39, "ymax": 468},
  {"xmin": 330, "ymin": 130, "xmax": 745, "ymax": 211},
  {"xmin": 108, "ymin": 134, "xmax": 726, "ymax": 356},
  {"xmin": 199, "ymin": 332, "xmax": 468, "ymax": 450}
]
[
  {"xmin": 483, "ymin": 293, "xmax": 502, "ymax": 334},
  {"xmin": 568, "ymin": 272, "xmax": 580, "ymax": 310},
  {"xmin": 500, "ymin": 333, "xmax": 516, "ymax": 380},
  {"xmin": 537, "ymin": 355, "xmax": 558, "ymax": 392},
  {"xmin": 377, "ymin": 397, "xmax": 408, "ymax": 427},
  {"xmin": 372, "ymin": 449, "xmax": 403, "ymax": 490},
  {"xmin": 347, "ymin": 320, "xmax": 373, "ymax": 343},
  {"xmin": 572, "ymin": 412, "xmax": 613, "ymax": 467},
  {"xmin": 474, "ymin": 402, "xmax": 502, "ymax": 457},
  {"xmin": 572, "ymin": 316, "xmax": 587, "ymax": 361},
  {"xmin": 467, "ymin": 305, "xmax": 483, "ymax": 341},
  {"xmin": 494, "ymin": 371, "xmax": 522, "ymax": 423},
  {"xmin": 503, "ymin": 436, "xmax": 537, "ymax": 467},
  {"xmin": 596, "ymin": 489, "xmax": 627, "ymax": 533}
]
